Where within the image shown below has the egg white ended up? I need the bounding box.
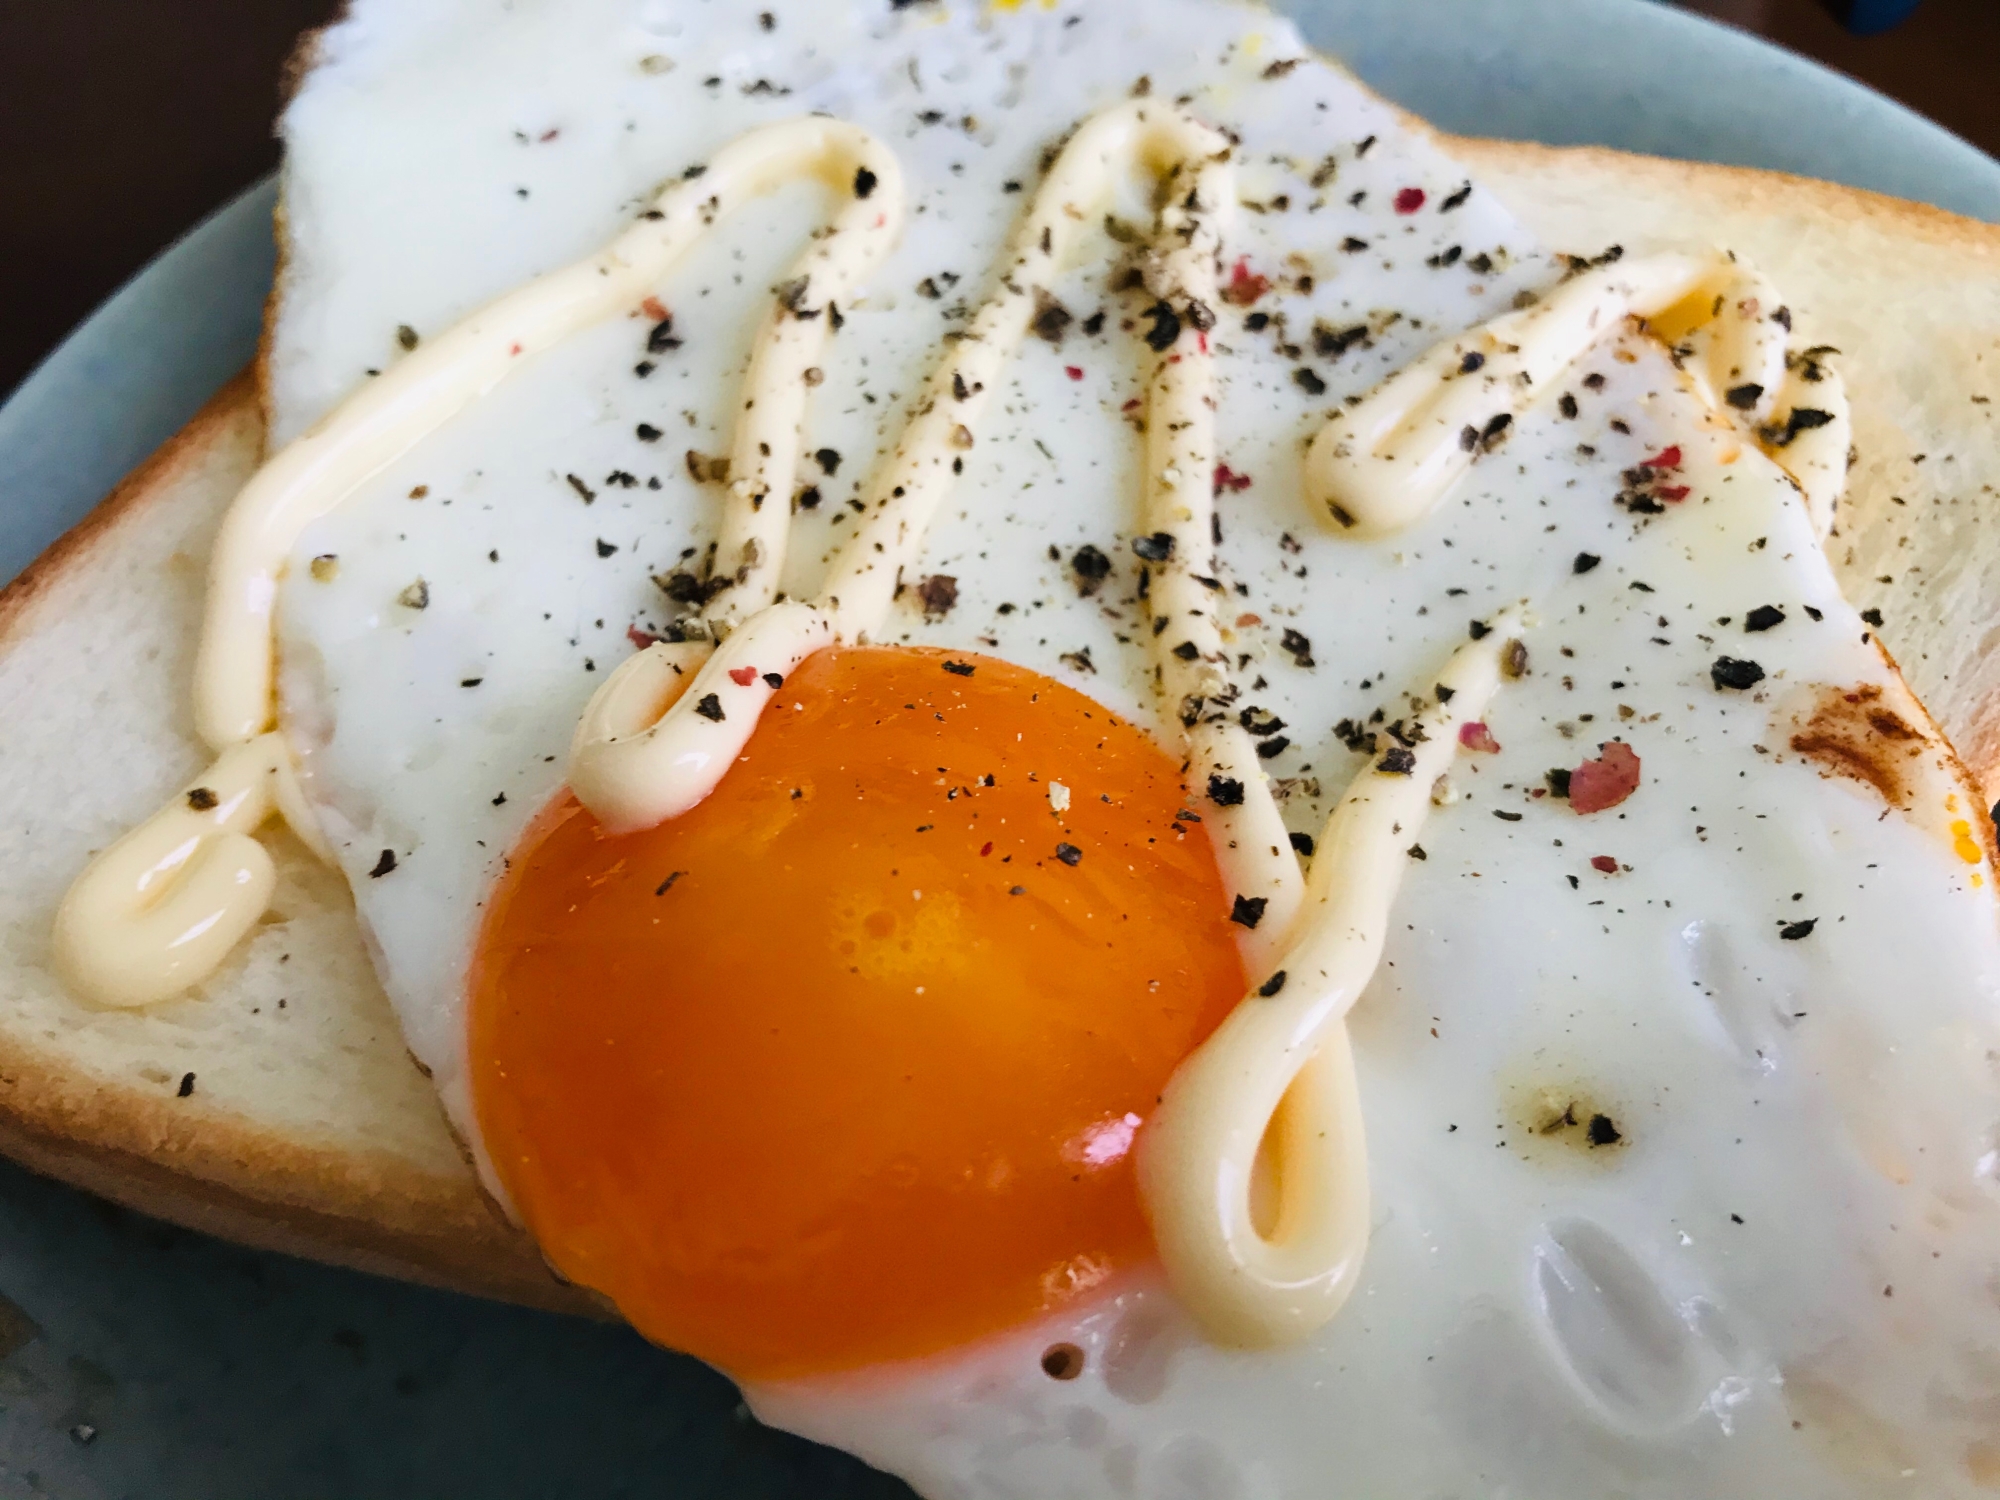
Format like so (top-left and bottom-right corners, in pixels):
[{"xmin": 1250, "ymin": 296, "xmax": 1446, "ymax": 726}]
[{"xmin": 269, "ymin": 1, "xmax": 2000, "ymax": 1494}]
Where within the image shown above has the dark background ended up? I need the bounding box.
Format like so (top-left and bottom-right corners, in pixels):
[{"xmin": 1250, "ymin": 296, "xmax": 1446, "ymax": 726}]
[{"xmin": 0, "ymin": 0, "xmax": 1995, "ymax": 404}]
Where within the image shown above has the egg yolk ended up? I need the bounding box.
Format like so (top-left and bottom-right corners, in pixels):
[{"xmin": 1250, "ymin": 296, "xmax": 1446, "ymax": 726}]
[{"xmin": 469, "ymin": 645, "xmax": 1245, "ymax": 1380}]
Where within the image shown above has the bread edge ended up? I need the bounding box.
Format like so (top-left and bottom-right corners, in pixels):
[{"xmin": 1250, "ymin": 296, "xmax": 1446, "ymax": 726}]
[
  {"xmin": 1440, "ymin": 133, "xmax": 2000, "ymax": 262},
  {"xmin": 0, "ymin": 373, "xmax": 598, "ymax": 1317},
  {"xmin": 0, "ymin": 372, "xmax": 252, "ymax": 640}
]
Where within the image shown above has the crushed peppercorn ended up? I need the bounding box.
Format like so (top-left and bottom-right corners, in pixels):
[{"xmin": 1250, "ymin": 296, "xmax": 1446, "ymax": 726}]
[
  {"xmin": 1711, "ymin": 657, "xmax": 1766, "ymax": 691},
  {"xmin": 1230, "ymin": 895, "xmax": 1267, "ymax": 929},
  {"xmin": 915, "ymin": 575, "xmax": 959, "ymax": 619},
  {"xmin": 1744, "ymin": 605, "xmax": 1785, "ymax": 632}
]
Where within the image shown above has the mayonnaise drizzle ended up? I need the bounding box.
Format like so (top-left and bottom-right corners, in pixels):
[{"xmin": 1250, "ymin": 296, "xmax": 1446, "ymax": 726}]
[
  {"xmin": 1303, "ymin": 252, "xmax": 1850, "ymax": 541},
  {"xmin": 202, "ymin": 116, "xmax": 905, "ymax": 747},
  {"xmin": 570, "ymin": 101, "xmax": 1249, "ymax": 833},
  {"xmin": 52, "ymin": 732, "xmax": 327, "ymax": 1007},
  {"xmin": 57, "ymin": 116, "xmax": 906, "ymax": 1005},
  {"xmin": 1130, "ymin": 142, "xmax": 1305, "ymax": 935},
  {"xmin": 1138, "ymin": 610, "xmax": 1527, "ymax": 1345},
  {"xmin": 57, "ymin": 99, "xmax": 1767, "ymax": 1362},
  {"xmin": 570, "ymin": 100, "xmax": 1526, "ymax": 1353}
]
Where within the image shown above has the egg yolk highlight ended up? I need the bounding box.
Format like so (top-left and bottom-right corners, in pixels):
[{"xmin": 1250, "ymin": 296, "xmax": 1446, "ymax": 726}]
[{"xmin": 470, "ymin": 646, "xmax": 1245, "ymax": 1380}]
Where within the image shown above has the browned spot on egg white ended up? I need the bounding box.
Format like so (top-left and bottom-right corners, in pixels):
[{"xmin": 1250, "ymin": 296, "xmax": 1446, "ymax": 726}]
[
  {"xmin": 1786, "ymin": 683, "xmax": 1928, "ymax": 811},
  {"xmin": 1488, "ymin": 1063, "xmax": 1632, "ymax": 1171},
  {"xmin": 1774, "ymin": 645, "xmax": 2000, "ymax": 876},
  {"xmin": 1522, "ymin": 1086, "xmax": 1624, "ymax": 1155},
  {"xmin": 1965, "ymin": 1438, "xmax": 2000, "ymax": 1490}
]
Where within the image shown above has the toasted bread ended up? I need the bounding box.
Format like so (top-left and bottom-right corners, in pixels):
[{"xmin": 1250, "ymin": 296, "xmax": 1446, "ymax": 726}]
[
  {"xmin": 0, "ymin": 374, "xmax": 591, "ymax": 1315},
  {"xmin": 1, "ymin": 137, "xmax": 1995, "ymax": 1312}
]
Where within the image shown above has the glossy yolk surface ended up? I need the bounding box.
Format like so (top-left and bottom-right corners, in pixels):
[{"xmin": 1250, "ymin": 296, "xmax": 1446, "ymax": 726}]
[{"xmin": 469, "ymin": 646, "xmax": 1245, "ymax": 1380}]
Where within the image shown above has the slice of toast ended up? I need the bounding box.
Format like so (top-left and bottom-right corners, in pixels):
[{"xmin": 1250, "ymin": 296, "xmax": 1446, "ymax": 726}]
[
  {"xmin": 1, "ymin": 139, "xmax": 1995, "ymax": 1312},
  {"xmin": 0, "ymin": 375, "xmax": 592, "ymax": 1315}
]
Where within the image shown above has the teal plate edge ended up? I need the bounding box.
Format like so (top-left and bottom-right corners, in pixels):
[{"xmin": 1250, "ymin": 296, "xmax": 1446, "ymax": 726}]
[{"xmin": 0, "ymin": 3, "xmax": 1995, "ymax": 1497}]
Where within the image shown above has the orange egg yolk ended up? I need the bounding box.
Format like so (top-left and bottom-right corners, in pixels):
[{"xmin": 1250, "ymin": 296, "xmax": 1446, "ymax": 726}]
[{"xmin": 469, "ymin": 645, "xmax": 1245, "ymax": 1380}]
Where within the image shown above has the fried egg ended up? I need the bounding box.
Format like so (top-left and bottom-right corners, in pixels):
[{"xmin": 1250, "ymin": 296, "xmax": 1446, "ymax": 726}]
[{"xmin": 254, "ymin": 0, "xmax": 2000, "ymax": 1493}]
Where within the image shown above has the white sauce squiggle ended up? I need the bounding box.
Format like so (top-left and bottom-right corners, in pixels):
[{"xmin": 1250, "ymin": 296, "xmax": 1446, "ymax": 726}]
[
  {"xmin": 52, "ymin": 732, "xmax": 327, "ymax": 1007},
  {"xmin": 57, "ymin": 116, "xmax": 906, "ymax": 1004},
  {"xmin": 1304, "ymin": 252, "xmax": 1850, "ymax": 540},
  {"xmin": 1129, "ymin": 144, "xmax": 1305, "ymax": 940},
  {"xmin": 58, "ymin": 97, "xmax": 1535, "ymax": 1353},
  {"xmin": 64, "ymin": 106, "xmax": 1841, "ymax": 1367},
  {"xmin": 568, "ymin": 602, "xmax": 832, "ymax": 830},
  {"xmin": 570, "ymin": 102, "xmax": 1254, "ymax": 833},
  {"xmin": 203, "ymin": 116, "xmax": 905, "ymax": 745},
  {"xmin": 572, "ymin": 101, "xmax": 1526, "ymax": 1352},
  {"xmin": 1139, "ymin": 612, "xmax": 1524, "ymax": 1345}
]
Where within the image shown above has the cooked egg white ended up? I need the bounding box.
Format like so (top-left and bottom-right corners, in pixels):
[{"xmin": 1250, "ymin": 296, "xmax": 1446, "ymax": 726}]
[{"xmin": 268, "ymin": 0, "xmax": 2000, "ymax": 1493}]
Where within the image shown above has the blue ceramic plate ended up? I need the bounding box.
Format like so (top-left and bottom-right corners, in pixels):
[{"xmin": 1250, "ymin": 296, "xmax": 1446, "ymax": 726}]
[{"xmin": 1, "ymin": 3, "xmax": 1994, "ymax": 1495}]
